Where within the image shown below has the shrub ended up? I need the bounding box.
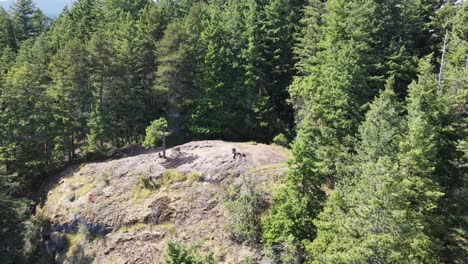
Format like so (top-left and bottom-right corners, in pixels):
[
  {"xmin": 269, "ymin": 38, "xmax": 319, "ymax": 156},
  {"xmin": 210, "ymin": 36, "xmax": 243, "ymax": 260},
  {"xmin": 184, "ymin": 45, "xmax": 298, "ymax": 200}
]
[
  {"xmin": 143, "ymin": 118, "xmax": 168, "ymax": 148},
  {"xmin": 64, "ymin": 224, "xmax": 92, "ymax": 262},
  {"xmin": 241, "ymin": 256, "xmax": 256, "ymax": 264},
  {"xmin": 98, "ymin": 170, "xmax": 111, "ymax": 185},
  {"xmin": 164, "ymin": 241, "xmax": 216, "ymax": 264},
  {"xmin": 186, "ymin": 171, "xmax": 203, "ymax": 182},
  {"xmin": 272, "ymin": 133, "xmax": 288, "ymax": 147},
  {"xmin": 132, "ymin": 176, "xmax": 157, "ymax": 200},
  {"xmin": 157, "ymin": 169, "xmax": 186, "ymax": 188},
  {"xmin": 223, "ymin": 174, "xmax": 266, "ymax": 245}
]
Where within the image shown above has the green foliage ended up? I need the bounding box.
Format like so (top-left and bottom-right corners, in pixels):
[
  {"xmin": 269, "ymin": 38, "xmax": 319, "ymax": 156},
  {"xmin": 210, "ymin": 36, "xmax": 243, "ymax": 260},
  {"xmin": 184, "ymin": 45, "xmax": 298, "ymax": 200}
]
[
  {"xmin": 356, "ymin": 78, "xmax": 404, "ymax": 163},
  {"xmin": 157, "ymin": 169, "xmax": 186, "ymax": 188},
  {"xmin": 0, "ymin": 0, "xmax": 466, "ymax": 262},
  {"xmin": 164, "ymin": 241, "xmax": 216, "ymax": 264},
  {"xmin": 309, "ymin": 81, "xmax": 442, "ymax": 262},
  {"xmin": 310, "ymin": 158, "xmax": 439, "ymax": 263},
  {"xmin": 132, "ymin": 179, "xmax": 154, "ymax": 200},
  {"xmin": 143, "ymin": 118, "xmax": 168, "ymax": 148},
  {"xmin": 223, "ymin": 175, "xmax": 266, "ymax": 245},
  {"xmin": 272, "ymin": 133, "xmax": 289, "ymax": 147},
  {"xmin": 0, "ymin": 168, "xmax": 31, "ymax": 263},
  {"xmin": 12, "ymin": 0, "xmax": 35, "ymax": 42},
  {"xmin": 0, "ymin": 7, "xmax": 16, "ymax": 51},
  {"xmin": 84, "ymin": 103, "xmax": 109, "ymax": 155},
  {"xmin": 186, "ymin": 171, "xmax": 203, "ymax": 182}
]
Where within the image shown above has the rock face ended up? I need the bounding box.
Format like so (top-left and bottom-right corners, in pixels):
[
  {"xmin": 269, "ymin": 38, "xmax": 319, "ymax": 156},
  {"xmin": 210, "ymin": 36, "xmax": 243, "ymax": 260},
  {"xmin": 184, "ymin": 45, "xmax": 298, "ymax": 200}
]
[{"xmin": 39, "ymin": 140, "xmax": 290, "ymax": 263}]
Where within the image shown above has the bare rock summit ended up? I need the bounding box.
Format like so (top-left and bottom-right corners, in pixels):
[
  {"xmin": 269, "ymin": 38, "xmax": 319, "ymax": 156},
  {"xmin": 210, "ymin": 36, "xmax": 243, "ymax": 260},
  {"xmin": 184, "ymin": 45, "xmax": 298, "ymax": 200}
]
[{"xmin": 39, "ymin": 140, "xmax": 290, "ymax": 263}]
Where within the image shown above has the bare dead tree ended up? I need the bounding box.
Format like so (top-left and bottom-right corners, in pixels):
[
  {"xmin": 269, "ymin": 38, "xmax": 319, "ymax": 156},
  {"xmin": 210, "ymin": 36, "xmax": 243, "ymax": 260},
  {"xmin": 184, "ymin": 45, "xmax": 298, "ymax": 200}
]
[{"xmin": 438, "ymin": 29, "xmax": 449, "ymax": 94}]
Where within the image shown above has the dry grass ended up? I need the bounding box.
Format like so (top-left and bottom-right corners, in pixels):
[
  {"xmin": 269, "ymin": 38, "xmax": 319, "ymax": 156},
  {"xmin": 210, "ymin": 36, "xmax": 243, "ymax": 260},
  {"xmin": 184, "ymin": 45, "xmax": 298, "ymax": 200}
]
[
  {"xmin": 186, "ymin": 171, "xmax": 204, "ymax": 182},
  {"xmin": 159, "ymin": 222, "xmax": 176, "ymax": 237},
  {"xmin": 117, "ymin": 222, "xmax": 150, "ymax": 233},
  {"xmin": 251, "ymin": 163, "xmax": 288, "ymax": 173},
  {"xmin": 158, "ymin": 169, "xmax": 186, "ymax": 188},
  {"xmin": 132, "ymin": 185, "xmax": 153, "ymax": 200},
  {"xmin": 65, "ymin": 228, "xmax": 87, "ymax": 257}
]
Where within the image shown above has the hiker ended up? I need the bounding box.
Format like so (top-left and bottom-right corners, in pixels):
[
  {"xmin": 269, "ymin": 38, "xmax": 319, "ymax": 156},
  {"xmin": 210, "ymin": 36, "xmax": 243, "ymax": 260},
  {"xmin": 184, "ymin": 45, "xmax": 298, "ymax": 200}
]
[{"xmin": 232, "ymin": 148, "xmax": 246, "ymax": 159}]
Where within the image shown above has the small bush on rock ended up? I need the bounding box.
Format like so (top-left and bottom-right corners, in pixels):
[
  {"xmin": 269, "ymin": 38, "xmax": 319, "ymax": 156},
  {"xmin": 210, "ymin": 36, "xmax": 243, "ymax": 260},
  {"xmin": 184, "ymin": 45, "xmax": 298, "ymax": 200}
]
[
  {"xmin": 143, "ymin": 118, "xmax": 168, "ymax": 148},
  {"xmin": 272, "ymin": 133, "xmax": 289, "ymax": 147},
  {"xmin": 164, "ymin": 241, "xmax": 216, "ymax": 264},
  {"xmin": 223, "ymin": 174, "xmax": 266, "ymax": 245}
]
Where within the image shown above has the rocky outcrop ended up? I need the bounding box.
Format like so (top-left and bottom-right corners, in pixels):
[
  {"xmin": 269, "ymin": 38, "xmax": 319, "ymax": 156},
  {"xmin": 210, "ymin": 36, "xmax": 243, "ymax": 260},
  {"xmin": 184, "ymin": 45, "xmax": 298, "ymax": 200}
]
[{"xmin": 39, "ymin": 141, "xmax": 290, "ymax": 263}]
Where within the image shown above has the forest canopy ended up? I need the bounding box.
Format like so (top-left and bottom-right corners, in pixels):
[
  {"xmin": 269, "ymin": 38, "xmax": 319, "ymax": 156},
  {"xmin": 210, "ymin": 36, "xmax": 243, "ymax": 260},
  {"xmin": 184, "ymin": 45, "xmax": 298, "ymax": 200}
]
[{"xmin": 0, "ymin": 0, "xmax": 466, "ymax": 263}]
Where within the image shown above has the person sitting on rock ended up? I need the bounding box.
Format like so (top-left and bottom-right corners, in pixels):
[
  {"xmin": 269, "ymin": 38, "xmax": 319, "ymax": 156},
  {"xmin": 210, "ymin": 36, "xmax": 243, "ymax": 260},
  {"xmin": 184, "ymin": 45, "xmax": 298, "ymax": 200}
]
[{"xmin": 232, "ymin": 148, "xmax": 246, "ymax": 159}]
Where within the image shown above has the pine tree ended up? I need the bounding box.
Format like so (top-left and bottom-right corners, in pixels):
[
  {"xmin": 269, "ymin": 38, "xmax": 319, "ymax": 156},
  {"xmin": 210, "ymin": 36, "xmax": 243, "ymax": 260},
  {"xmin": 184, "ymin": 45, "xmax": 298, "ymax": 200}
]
[
  {"xmin": 86, "ymin": 29, "xmax": 115, "ymax": 146},
  {"xmin": 433, "ymin": 2, "xmax": 468, "ymax": 261},
  {"xmin": 154, "ymin": 20, "xmax": 196, "ymax": 135},
  {"xmin": 136, "ymin": 2, "xmax": 166, "ymax": 92},
  {"xmin": 47, "ymin": 39, "xmax": 91, "ymax": 161},
  {"xmin": 111, "ymin": 12, "xmax": 150, "ymax": 144},
  {"xmin": 191, "ymin": 1, "xmax": 258, "ymax": 140},
  {"xmin": 259, "ymin": 0, "xmax": 305, "ymax": 134},
  {"xmin": 11, "ymin": 0, "xmax": 35, "ymax": 42},
  {"xmin": 0, "ymin": 7, "xmax": 16, "ymax": 50},
  {"xmin": 356, "ymin": 77, "xmax": 404, "ymax": 163},
  {"xmin": 310, "ymin": 84, "xmax": 440, "ymax": 263},
  {"xmin": 0, "ymin": 36, "xmax": 53, "ymax": 185},
  {"xmin": 292, "ymin": 0, "xmax": 325, "ymax": 77},
  {"xmin": 397, "ymin": 56, "xmax": 445, "ymax": 259},
  {"xmin": 0, "ymin": 166, "xmax": 30, "ymax": 263},
  {"xmin": 85, "ymin": 103, "xmax": 109, "ymax": 154},
  {"xmin": 30, "ymin": 8, "xmax": 48, "ymax": 37}
]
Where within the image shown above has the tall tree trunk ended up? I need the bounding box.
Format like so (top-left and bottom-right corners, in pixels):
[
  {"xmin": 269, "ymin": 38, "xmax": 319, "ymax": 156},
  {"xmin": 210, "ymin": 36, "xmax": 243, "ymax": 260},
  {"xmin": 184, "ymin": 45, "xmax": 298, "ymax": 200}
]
[{"xmin": 438, "ymin": 29, "xmax": 449, "ymax": 94}]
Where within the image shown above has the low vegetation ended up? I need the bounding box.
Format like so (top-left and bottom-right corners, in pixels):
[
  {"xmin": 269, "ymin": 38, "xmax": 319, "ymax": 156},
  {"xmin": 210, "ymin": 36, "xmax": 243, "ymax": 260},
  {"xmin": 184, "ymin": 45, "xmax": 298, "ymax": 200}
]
[
  {"xmin": 0, "ymin": 0, "xmax": 465, "ymax": 262},
  {"xmin": 62, "ymin": 224, "xmax": 91, "ymax": 263},
  {"xmin": 133, "ymin": 170, "xmax": 204, "ymax": 200},
  {"xmin": 164, "ymin": 241, "xmax": 216, "ymax": 264},
  {"xmin": 223, "ymin": 175, "xmax": 266, "ymax": 246},
  {"xmin": 272, "ymin": 133, "xmax": 289, "ymax": 148},
  {"xmin": 157, "ymin": 170, "xmax": 187, "ymax": 188}
]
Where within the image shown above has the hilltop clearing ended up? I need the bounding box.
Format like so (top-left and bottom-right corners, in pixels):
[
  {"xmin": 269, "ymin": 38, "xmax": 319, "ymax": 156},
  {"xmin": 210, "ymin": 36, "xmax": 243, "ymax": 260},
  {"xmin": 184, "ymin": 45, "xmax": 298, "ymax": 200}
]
[{"xmin": 38, "ymin": 141, "xmax": 290, "ymax": 263}]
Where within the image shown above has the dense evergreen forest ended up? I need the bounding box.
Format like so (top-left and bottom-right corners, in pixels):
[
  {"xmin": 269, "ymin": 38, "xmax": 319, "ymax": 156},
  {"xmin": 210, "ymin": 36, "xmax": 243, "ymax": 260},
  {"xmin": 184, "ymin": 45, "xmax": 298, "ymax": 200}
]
[{"xmin": 0, "ymin": 0, "xmax": 466, "ymax": 263}]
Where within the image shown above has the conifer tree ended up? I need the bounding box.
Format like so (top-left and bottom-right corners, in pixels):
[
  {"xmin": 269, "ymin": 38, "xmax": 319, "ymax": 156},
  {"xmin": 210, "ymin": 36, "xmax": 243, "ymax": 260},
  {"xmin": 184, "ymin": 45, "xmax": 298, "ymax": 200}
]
[
  {"xmin": 0, "ymin": 167, "xmax": 30, "ymax": 263},
  {"xmin": 154, "ymin": 20, "xmax": 195, "ymax": 134},
  {"xmin": 48, "ymin": 39, "xmax": 91, "ymax": 161},
  {"xmin": 433, "ymin": 2, "xmax": 467, "ymax": 261},
  {"xmin": 0, "ymin": 36, "xmax": 53, "ymax": 185},
  {"xmin": 11, "ymin": 0, "xmax": 35, "ymax": 42},
  {"xmin": 0, "ymin": 7, "xmax": 16, "ymax": 50},
  {"xmin": 310, "ymin": 84, "xmax": 441, "ymax": 263},
  {"xmin": 85, "ymin": 103, "xmax": 109, "ymax": 153},
  {"xmin": 259, "ymin": 0, "xmax": 305, "ymax": 133},
  {"xmin": 30, "ymin": 8, "xmax": 48, "ymax": 37},
  {"xmin": 265, "ymin": 0, "xmax": 443, "ymax": 257}
]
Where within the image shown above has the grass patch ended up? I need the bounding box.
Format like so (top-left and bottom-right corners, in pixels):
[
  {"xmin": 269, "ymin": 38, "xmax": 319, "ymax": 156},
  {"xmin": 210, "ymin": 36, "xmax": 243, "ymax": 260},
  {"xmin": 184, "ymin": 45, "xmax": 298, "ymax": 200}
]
[
  {"xmin": 132, "ymin": 186, "xmax": 153, "ymax": 200},
  {"xmin": 245, "ymin": 141, "xmax": 257, "ymax": 145},
  {"xmin": 159, "ymin": 222, "xmax": 177, "ymax": 237},
  {"xmin": 66, "ymin": 233, "xmax": 86, "ymax": 255},
  {"xmin": 157, "ymin": 169, "xmax": 186, "ymax": 188},
  {"xmin": 117, "ymin": 222, "xmax": 150, "ymax": 233},
  {"xmin": 97, "ymin": 170, "xmax": 112, "ymax": 185},
  {"xmin": 132, "ymin": 175, "xmax": 159, "ymax": 200},
  {"xmin": 65, "ymin": 224, "xmax": 89, "ymax": 257},
  {"xmin": 76, "ymin": 183, "xmax": 93, "ymax": 198},
  {"xmin": 251, "ymin": 163, "xmax": 288, "ymax": 173},
  {"xmin": 186, "ymin": 171, "xmax": 203, "ymax": 182},
  {"xmin": 63, "ymin": 177, "xmax": 93, "ymax": 199},
  {"xmin": 133, "ymin": 170, "xmax": 203, "ymax": 200}
]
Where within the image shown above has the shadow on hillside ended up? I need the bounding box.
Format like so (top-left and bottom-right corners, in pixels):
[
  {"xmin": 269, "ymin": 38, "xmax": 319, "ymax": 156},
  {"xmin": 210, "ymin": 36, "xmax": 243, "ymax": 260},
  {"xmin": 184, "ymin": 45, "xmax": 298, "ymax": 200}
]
[
  {"xmin": 112, "ymin": 144, "xmax": 162, "ymax": 158},
  {"xmin": 161, "ymin": 152, "xmax": 198, "ymax": 169}
]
